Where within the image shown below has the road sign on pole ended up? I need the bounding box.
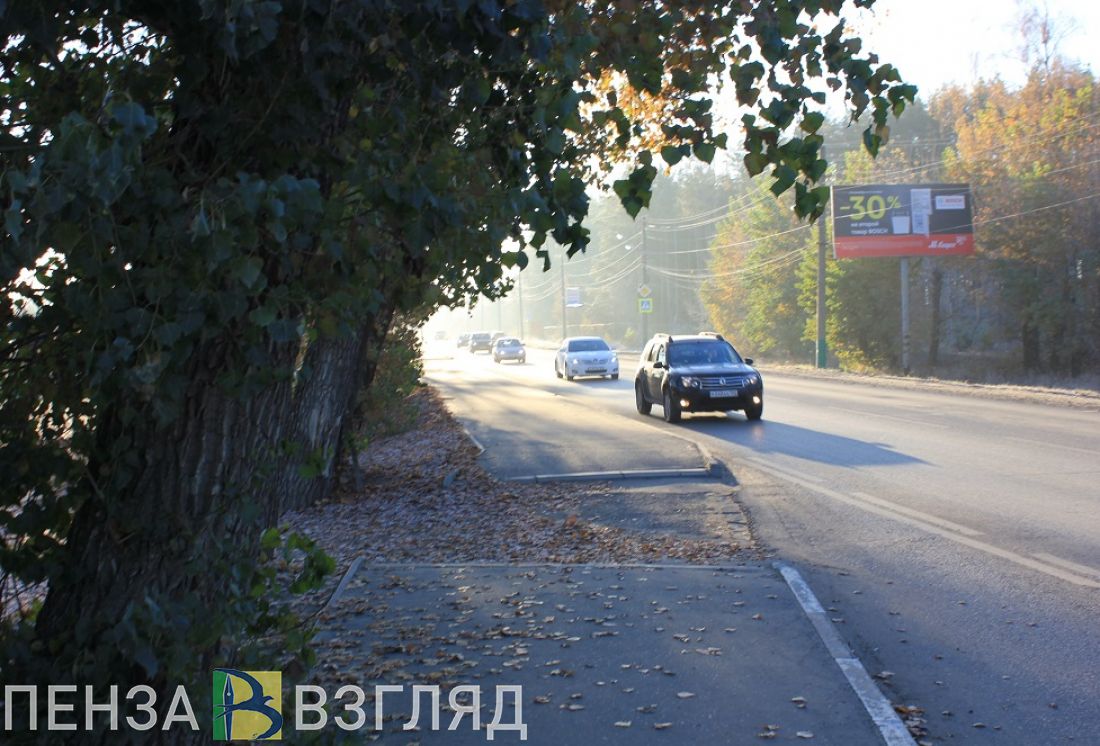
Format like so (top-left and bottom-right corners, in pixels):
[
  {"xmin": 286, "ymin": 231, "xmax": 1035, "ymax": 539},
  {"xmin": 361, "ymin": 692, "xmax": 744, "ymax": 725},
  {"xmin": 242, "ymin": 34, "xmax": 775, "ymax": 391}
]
[
  {"xmin": 638, "ymin": 298, "xmax": 653, "ymax": 314},
  {"xmin": 637, "ymin": 283, "xmax": 651, "ymax": 298}
]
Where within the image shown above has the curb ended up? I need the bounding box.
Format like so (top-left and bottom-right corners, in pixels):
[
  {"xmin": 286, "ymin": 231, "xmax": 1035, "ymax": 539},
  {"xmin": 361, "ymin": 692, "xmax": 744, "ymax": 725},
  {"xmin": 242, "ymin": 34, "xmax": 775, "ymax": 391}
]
[
  {"xmin": 322, "ymin": 555, "xmax": 365, "ymax": 611},
  {"xmin": 506, "ymin": 467, "xmax": 713, "ymax": 483},
  {"xmin": 775, "ymin": 562, "xmax": 917, "ymax": 746},
  {"xmin": 461, "ymin": 426, "xmax": 486, "ymax": 455}
]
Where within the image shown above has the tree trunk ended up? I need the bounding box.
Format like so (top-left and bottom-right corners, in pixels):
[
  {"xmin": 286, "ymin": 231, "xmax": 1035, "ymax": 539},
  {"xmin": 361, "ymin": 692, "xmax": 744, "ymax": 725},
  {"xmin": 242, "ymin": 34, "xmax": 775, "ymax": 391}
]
[
  {"xmin": 274, "ymin": 306, "xmax": 395, "ymax": 514},
  {"xmin": 31, "ymin": 335, "xmax": 300, "ymax": 744}
]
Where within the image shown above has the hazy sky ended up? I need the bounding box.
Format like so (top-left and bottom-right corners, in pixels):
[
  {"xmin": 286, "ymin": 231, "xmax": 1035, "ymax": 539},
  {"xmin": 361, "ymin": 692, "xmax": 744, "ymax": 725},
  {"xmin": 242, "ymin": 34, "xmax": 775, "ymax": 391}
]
[{"xmin": 853, "ymin": 0, "xmax": 1100, "ymax": 96}]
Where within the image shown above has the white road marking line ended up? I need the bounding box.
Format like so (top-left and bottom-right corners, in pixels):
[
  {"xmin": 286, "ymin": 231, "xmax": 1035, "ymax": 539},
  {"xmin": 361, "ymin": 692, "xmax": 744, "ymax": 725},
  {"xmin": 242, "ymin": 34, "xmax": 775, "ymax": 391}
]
[
  {"xmin": 829, "ymin": 405, "xmax": 948, "ymax": 429},
  {"xmin": 1005, "ymin": 436, "xmax": 1100, "ymax": 458},
  {"xmin": 745, "ymin": 456, "xmax": 822, "ymax": 482},
  {"xmin": 850, "ymin": 491, "xmax": 983, "ymax": 537},
  {"xmin": 754, "ymin": 463, "xmax": 1100, "ymax": 589},
  {"xmin": 776, "ymin": 563, "xmax": 917, "ymax": 746},
  {"xmin": 1032, "ymin": 552, "xmax": 1100, "ymax": 579}
]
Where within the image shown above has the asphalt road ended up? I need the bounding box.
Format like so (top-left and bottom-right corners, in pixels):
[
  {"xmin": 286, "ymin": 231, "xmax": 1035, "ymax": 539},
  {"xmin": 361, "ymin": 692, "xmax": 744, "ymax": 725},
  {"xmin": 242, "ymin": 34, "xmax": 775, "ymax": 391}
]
[{"xmin": 423, "ymin": 342, "xmax": 1100, "ymax": 744}]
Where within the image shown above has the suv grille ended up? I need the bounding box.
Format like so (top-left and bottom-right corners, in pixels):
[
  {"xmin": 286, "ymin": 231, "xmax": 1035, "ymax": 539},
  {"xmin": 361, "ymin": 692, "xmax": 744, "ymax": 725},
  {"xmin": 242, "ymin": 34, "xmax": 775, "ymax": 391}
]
[{"xmin": 699, "ymin": 375, "xmax": 746, "ymax": 390}]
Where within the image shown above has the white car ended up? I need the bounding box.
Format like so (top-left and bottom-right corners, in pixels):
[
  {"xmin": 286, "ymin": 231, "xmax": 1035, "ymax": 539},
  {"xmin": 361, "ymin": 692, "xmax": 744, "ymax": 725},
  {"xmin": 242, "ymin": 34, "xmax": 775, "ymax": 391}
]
[{"xmin": 554, "ymin": 336, "xmax": 619, "ymax": 381}]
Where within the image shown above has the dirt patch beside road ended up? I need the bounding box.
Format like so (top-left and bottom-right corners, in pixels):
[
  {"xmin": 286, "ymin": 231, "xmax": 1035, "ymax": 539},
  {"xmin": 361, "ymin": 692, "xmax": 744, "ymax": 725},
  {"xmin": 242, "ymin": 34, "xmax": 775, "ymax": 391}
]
[{"xmin": 284, "ymin": 388, "xmax": 754, "ymax": 571}]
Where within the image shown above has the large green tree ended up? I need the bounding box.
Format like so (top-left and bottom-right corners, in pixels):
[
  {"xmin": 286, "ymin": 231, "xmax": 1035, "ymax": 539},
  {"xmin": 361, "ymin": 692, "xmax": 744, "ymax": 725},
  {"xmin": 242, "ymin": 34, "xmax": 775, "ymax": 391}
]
[{"xmin": 1, "ymin": 2, "xmax": 913, "ymax": 741}]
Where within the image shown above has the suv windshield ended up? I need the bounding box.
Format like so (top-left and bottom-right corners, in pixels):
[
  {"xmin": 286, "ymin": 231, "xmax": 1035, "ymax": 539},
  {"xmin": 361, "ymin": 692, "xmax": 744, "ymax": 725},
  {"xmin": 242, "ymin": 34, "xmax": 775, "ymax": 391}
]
[
  {"xmin": 668, "ymin": 341, "xmax": 742, "ymax": 366},
  {"xmin": 568, "ymin": 339, "xmax": 609, "ymax": 352},
  {"xmin": 497, "ymin": 338, "xmax": 520, "ymax": 346}
]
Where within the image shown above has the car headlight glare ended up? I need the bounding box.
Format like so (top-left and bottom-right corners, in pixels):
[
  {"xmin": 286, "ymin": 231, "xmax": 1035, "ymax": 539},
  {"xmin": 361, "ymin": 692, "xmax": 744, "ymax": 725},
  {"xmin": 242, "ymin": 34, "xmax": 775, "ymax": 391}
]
[
  {"xmin": 572, "ymin": 358, "xmax": 580, "ymax": 365},
  {"xmin": 680, "ymin": 376, "xmax": 700, "ymax": 388},
  {"xmin": 746, "ymin": 375, "xmax": 759, "ymax": 385}
]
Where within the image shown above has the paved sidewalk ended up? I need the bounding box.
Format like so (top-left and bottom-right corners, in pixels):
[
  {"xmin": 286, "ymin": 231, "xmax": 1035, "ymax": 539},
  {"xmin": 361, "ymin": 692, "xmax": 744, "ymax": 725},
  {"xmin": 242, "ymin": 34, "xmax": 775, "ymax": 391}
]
[{"xmin": 314, "ymin": 561, "xmax": 892, "ymax": 744}]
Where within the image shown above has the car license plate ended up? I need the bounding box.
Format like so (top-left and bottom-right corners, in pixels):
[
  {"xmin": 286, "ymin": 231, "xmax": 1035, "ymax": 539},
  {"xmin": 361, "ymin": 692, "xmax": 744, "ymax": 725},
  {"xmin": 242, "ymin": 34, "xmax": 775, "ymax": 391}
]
[{"xmin": 710, "ymin": 389, "xmax": 736, "ymax": 398}]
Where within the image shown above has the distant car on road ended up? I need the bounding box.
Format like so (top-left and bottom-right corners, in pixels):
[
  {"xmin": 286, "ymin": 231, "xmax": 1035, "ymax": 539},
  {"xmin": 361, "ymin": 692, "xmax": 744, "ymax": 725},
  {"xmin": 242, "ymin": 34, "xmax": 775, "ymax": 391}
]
[
  {"xmin": 491, "ymin": 331, "xmax": 507, "ymax": 343},
  {"xmin": 634, "ymin": 332, "xmax": 763, "ymax": 423},
  {"xmin": 492, "ymin": 337, "xmax": 526, "ymax": 364},
  {"xmin": 456, "ymin": 333, "xmax": 471, "ymax": 348},
  {"xmin": 554, "ymin": 336, "xmax": 619, "ymax": 381},
  {"xmin": 469, "ymin": 332, "xmax": 493, "ymax": 353}
]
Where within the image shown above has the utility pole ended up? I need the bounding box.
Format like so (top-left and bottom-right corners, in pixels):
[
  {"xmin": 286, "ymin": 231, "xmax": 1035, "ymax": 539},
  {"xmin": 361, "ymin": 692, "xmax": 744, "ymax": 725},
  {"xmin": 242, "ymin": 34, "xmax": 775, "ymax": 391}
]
[
  {"xmin": 517, "ymin": 270, "xmax": 525, "ymax": 340},
  {"xmin": 815, "ymin": 149, "xmax": 829, "ymax": 369},
  {"xmin": 560, "ymin": 247, "xmax": 567, "ymax": 340},
  {"xmin": 641, "ymin": 217, "xmax": 648, "ymax": 343}
]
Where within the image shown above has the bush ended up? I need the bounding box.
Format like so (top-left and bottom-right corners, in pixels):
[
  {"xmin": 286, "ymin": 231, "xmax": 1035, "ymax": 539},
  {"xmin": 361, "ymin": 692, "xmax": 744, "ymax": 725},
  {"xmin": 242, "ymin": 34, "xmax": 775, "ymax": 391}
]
[{"xmin": 354, "ymin": 317, "xmax": 425, "ymax": 443}]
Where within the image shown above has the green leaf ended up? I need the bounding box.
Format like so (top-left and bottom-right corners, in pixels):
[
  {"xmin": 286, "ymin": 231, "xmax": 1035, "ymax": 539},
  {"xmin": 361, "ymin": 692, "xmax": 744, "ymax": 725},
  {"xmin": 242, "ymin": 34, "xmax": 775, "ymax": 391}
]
[
  {"xmin": 260, "ymin": 527, "xmax": 281, "ymax": 551},
  {"xmin": 110, "ymin": 102, "xmax": 156, "ymax": 139},
  {"xmin": 744, "ymin": 152, "xmax": 767, "ymax": 177},
  {"xmin": 693, "ymin": 142, "xmax": 716, "ymax": 163},
  {"xmin": 770, "ymin": 165, "xmax": 797, "ymax": 197},
  {"xmin": 236, "ymin": 257, "xmax": 264, "ymax": 288},
  {"xmin": 661, "ymin": 145, "xmax": 684, "ymax": 166},
  {"xmin": 189, "ymin": 209, "xmax": 211, "ymax": 238},
  {"xmin": 800, "ymin": 112, "xmax": 825, "ymax": 133},
  {"xmin": 249, "ymin": 305, "xmax": 276, "ymax": 327}
]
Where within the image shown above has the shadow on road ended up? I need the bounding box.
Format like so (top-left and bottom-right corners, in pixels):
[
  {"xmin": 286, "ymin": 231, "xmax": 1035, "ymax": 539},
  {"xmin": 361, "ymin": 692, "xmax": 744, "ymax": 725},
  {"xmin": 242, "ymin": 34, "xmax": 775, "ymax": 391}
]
[{"xmin": 680, "ymin": 416, "xmax": 925, "ymax": 468}]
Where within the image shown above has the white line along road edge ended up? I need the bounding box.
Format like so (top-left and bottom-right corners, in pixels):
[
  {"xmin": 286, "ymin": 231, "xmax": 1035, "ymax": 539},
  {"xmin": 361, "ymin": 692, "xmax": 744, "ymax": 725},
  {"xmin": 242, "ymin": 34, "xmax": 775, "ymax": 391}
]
[
  {"xmin": 748, "ymin": 458, "xmax": 1100, "ymax": 589},
  {"xmin": 776, "ymin": 562, "xmax": 917, "ymax": 746}
]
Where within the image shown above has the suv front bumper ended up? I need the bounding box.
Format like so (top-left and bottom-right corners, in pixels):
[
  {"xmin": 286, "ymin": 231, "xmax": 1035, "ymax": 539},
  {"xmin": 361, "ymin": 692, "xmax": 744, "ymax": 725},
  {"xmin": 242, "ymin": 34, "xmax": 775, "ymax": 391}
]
[{"xmin": 671, "ymin": 381, "xmax": 762, "ymax": 412}]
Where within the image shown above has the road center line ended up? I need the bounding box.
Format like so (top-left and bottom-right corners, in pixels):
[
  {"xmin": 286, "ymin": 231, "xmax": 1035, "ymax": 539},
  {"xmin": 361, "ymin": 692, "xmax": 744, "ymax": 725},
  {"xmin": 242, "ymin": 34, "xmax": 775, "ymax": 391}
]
[
  {"xmin": 749, "ymin": 462, "xmax": 1100, "ymax": 589},
  {"xmin": 828, "ymin": 406, "xmax": 948, "ymax": 429},
  {"xmin": 1005, "ymin": 435, "xmax": 1100, "ymax": 458}
]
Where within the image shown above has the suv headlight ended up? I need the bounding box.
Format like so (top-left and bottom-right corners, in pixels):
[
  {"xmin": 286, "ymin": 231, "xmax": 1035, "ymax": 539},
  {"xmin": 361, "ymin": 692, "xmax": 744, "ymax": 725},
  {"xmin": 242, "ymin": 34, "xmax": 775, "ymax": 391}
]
[
  {"xmin": 572, "ymin": 357, "xmax": 580, "ymax": 365},
  {"xmin": 679, "ymin": 376, "xmax": 701, "ymax": 388},
  {"xmin": 745, "ymin": 374, "xmax": 759, "ymax": 385}
]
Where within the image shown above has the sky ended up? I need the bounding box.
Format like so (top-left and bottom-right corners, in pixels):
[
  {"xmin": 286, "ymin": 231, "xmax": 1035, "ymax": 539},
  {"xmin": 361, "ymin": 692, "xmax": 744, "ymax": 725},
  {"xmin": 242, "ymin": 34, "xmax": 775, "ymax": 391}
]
[{"xmin": 852, "ymin": 0, "xmax": 1100, "ymax": 96}]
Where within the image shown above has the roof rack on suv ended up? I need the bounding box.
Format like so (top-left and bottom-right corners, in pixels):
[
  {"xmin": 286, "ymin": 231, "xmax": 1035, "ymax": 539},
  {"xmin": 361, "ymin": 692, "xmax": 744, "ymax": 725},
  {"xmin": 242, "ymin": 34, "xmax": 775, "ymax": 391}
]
[{"xmin": 697, "ymin": 331, "xmax": 725, "ymax": 341}]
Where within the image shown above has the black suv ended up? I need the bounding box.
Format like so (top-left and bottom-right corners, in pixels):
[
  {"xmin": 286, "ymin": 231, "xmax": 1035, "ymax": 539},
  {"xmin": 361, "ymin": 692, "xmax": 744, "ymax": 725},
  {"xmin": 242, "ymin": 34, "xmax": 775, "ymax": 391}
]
[
  {"xmin": 635, "ymin": 333, "xmax": 763, "ymax": 423},
  {"xmin": 468, "ymin": 332, "xmax": 493, "ymax": 353}
]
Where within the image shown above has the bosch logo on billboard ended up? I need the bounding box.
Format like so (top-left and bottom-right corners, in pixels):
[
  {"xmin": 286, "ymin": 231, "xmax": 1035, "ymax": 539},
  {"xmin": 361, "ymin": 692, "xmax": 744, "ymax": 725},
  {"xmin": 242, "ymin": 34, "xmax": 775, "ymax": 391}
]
[{"xmin": 831, "ymin": 183, "xmax": 974, "ymax": 258}]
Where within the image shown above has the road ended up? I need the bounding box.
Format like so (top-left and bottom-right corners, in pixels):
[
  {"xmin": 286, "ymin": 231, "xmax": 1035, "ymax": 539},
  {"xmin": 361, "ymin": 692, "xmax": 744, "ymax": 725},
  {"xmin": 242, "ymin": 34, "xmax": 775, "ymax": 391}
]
[{"xmin": 423, "ymin": 342, "xmax": 1100, "ymax": 744}]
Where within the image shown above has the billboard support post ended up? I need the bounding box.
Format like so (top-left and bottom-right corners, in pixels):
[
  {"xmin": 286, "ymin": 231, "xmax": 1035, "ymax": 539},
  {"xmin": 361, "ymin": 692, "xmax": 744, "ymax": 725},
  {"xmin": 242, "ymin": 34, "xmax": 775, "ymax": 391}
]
[{"xmin": 900, "ymin": 256, "xmax": 910, "ymax": 374}]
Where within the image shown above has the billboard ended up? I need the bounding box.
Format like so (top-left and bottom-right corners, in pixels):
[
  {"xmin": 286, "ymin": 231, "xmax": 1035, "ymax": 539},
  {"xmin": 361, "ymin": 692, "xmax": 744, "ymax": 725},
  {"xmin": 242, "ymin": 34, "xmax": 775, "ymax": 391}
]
[{"xmin": 832, "ymin": 183, "xmax": 974, "ymax": 259}]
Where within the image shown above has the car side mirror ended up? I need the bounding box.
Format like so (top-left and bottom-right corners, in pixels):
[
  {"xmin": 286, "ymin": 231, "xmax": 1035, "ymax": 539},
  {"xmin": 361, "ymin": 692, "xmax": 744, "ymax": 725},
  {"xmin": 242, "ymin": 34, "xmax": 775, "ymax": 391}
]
[
  {"xmin": 653, "ymin": 361, "xmax": 665, "ymax": 370},
  {"xmin": 745, "ymin": 358, "xmax": 754, "ymax": 366}
]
